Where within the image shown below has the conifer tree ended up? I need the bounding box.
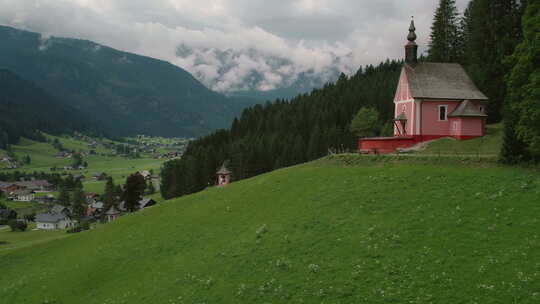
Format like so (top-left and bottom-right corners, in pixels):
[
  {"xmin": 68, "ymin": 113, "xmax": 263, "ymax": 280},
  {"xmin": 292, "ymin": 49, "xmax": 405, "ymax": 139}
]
[
  {"xmin": 121, "ymin": 173, "xmax": 146, "ymax": 212},
  {"xmin": 71, "ymin": 187, "xmax": 86, "ymax": 220},
  {"xmin": 428, "ymin": 0, "xmax": 460, "ymax": 62},
  {"xmin": 465, "ymin": 0, "xmax": 526, "ymax": 122},
  {"xmin": 501, "ymin": 1, "xmax": 540, "ymax": 162},
  {"xmin": 58, "ymin": 185, "xmax": 70, "ymax": 207},
  {"xmin": 103, "ymin": 177, "xmax": 115, "ymax": 211}
]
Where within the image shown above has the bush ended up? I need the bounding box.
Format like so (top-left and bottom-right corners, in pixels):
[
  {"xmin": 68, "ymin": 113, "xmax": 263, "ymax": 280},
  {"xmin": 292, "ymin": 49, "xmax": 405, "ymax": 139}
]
[
  {"xmin": 8, "ymin": 220, "xmax": 28, "ymax": 232},
  {"xmin": 66, "ymin": 226, "xmax": 82, "ymax": 234},
  {"xmin": 24, "ymin": 213, "xmax": 36, "ymax": 222},
  {"xmin": 80, "ymin": 221, "xmax": 91, "ymax": 231}
]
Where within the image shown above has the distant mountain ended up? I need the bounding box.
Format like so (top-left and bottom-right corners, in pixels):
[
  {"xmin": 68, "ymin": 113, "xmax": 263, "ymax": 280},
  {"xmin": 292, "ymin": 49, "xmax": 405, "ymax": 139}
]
[
  {"xmin": 176, "ymin": 44, "xmax": 342, "ymax": 100},
  {"xmin": 0, "ymin": 26, "xmax": 257, "ymax": 137},
  {"xmin": 0, "ymin": 69, "xmax": 96, "ymax": 148}
]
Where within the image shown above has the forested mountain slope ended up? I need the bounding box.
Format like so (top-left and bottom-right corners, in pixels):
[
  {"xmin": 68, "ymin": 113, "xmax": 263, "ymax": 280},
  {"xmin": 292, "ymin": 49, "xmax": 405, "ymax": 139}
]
[
  {"xmin": 0, "ymin": 69, "xmax": 96, "ymax": 148},
  {"xmin": 0, "ymin": 26, "xmax": 256, "ymax": 137}
]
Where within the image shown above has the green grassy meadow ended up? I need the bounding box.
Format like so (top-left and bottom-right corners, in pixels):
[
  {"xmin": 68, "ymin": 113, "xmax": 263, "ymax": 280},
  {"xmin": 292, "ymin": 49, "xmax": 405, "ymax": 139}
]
[
  {"xmin": 1, "ymin": 156, "xmax": 539, "ymax": 303},
  {"xmin": 0, "ymin": 135, "xmax": 164, "ymax": 195},
  {"xmin": 418, "ymin": 124, "xmax": 503, "ymax": 156},
  {"xmin": 2, "ymin": 200, "xmax": 49, "ymax": 216}
]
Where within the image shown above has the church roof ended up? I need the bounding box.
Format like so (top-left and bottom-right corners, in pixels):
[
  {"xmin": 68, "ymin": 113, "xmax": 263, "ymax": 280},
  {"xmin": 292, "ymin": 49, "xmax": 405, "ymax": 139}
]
[
  {"xmin": 404, "ymin": 63, "xmax": 488, "ymax": 101},
  {"xmin": 105, "ymin": 205, "xmax": 121, "ymax": 215},
  {"xmin": 448, "ymin": 100, "xmax": 488, "ymax": 118},
  {"xmin": 216, "ymin": 163, "xmax": 231, "ymax": 175}
]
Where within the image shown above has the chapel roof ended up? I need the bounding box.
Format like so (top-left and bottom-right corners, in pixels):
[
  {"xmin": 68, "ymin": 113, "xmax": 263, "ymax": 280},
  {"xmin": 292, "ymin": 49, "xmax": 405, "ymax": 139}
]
[
  {"xmin": 404, "ymin": 62, "xmax": 488, "ymax": 101},
  {"xmin": 216, "ymin": 162, "xmax": 231, "ymax": 175},
  {"xmin": 448, "ymin": 100, "xmax": 488, "ymax": 118}
]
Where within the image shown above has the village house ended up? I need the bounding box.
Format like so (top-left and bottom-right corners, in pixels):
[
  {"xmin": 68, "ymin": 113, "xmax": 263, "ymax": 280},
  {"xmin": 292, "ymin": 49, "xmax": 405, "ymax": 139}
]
[
  {"xmin": 12, "ymin": 190, "xmax": 35, "ymax": 202},
  {"xmin": 139, "ymin": 170, "xmax": 152, "ymax": 180},
  {"xmin": 358, "ymin": 19, "xmax": 488, "ymax": 154},
  {"xmin": 86, "ymin": 201, "xmax": 104, "ymax": 216},
  {"xmin": 104, "ymin": 198, "xmax": 158, "ymax": 223},
  {"xmin": 35, "ymin": 205, "xmax": 75, "ymax": 230},
  {"xmin": 0, "ymin": 182, "xmax": 25, "ymax": 193},
  {"xmin": 93, "ymin": 172, "xmax": 108, "ymax": 181},
  {"xmin": 17, "ymin": 180, "xmax": 54, "ymax": 192}
]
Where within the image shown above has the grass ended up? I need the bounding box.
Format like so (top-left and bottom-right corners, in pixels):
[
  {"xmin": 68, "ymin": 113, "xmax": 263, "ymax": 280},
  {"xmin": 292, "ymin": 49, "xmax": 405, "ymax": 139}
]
[
  {"xmin": 0, "ymin": 223, "xmax": 70, "ymax": 253},
  {"xmin": 2, "ymin": 200, "xmax": 49, "ymax": 216},
  {"xmin": 418, "ymin": 123, "xmax": 503, "ymax": 156},
  {"xmin": 0, "ymin": 156, "xmax": 539, "ymax": 303},
  {"xmin": 0, "ymin": 135, "xmax": 164, "ymax": 195}
]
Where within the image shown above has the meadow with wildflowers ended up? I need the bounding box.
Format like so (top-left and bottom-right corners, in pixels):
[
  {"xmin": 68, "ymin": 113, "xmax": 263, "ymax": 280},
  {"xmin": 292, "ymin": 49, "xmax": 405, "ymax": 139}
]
[{"xmin": 1, "ymin": 156, "xmax": 539, "ymax": 303}]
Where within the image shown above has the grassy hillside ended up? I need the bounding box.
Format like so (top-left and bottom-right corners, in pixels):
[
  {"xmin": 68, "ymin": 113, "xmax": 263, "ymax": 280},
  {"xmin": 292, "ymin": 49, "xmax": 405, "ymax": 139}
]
[
  {"xmin": 1, "ymin": 156, "xmax": 539, "ymax": 303},
  {"xmin": 418, "ymin": 124, "xmax": 503, "ymax": 156}
]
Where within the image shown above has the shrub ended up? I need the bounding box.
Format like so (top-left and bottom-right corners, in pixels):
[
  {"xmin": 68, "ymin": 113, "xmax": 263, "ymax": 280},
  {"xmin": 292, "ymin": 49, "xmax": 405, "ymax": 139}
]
[
  {"xmin": 8, "ymin": 220, "xmax": 28, "ymax": 232},
  {"xmin": 80, "ymin": 221, "xmax": 91, "ymax": 231},
  {"xmin": 66, "ymin": 226, "xmax": 83, "ymax": 234}
]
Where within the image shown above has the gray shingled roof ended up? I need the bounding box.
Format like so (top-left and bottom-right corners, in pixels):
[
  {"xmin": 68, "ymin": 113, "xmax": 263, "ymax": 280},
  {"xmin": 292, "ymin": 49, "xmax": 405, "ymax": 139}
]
[
  {"xmin": 105, "ymin": 205, "xmax": 121, "ymax": 215},
  {"xmin": 448, "ymin": 100, "xmax": 488, "ymax": 118},
  {"xmin": 404, "ymin": 63, "xmax": 488, "ymax": 101},
  {"xmin": 216, "ymin": 163, "xmax": 231, "ymax": 175},
  {"xmin": 35, "ymin": 213, "xmax": 68, "ymax": 223}
]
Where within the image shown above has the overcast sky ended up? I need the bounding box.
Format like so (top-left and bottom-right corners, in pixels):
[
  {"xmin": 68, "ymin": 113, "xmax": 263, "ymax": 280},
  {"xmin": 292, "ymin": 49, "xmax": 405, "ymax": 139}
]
[{"xmin": 0, "ymin": 0, "xmax": 469, "ymax": 92}]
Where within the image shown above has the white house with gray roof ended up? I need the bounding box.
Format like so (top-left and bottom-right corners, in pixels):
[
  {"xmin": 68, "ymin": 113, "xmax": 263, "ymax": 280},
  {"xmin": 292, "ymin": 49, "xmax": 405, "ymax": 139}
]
[{"xmin": 35, "ymin": 205, "xmax": 75, "ymax": 230}]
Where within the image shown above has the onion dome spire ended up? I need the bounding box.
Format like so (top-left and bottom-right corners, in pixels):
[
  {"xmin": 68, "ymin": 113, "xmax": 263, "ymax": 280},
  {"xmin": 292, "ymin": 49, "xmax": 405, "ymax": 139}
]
[
  {"xmin": 405, "ymin": 16, "xmax": 418, "ymax": 66},
  {"xmin": 407, "ymin": 17, "xmax": 417, "ymax": 42}
]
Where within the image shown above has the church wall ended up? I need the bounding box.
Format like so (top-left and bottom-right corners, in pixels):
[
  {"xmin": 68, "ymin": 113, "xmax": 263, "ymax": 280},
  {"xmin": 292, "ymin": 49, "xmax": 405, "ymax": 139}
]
[
  {"xmin": 421, "ymin": 101, "xmax": 460, "ymax": 136},
  {"xmin": 394, "ymin": 101, "xmax": 415, "ymax": 136}
]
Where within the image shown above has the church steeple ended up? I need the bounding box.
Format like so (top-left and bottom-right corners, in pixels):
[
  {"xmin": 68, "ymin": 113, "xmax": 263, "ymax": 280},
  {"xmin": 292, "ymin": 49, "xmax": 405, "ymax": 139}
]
[{"xmin": 405, "ymin": 17, "xmax": 418, "ymax": 66}]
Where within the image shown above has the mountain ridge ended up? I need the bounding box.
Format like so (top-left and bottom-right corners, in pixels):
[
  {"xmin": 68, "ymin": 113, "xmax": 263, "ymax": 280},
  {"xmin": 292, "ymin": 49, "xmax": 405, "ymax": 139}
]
[
  {"xmin": 0, "ymin": 25, "xmax": 258, "ymax": 137},
  {"xmin": 0, "ymin": 68, "xmax": 97, "ymax": 147}
]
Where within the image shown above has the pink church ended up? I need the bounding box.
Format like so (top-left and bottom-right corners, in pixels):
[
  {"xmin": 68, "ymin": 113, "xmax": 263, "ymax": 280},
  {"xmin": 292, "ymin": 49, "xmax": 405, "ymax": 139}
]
[{"xmin": 359, "ymin": 20, "xmax": 488, "ymax": 154}]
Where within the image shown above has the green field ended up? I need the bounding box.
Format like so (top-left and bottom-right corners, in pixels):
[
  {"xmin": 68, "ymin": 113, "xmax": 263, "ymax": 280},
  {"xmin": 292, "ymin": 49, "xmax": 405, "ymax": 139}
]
[
  {"xmin": 0, "ymin": 135, "xmax": 165, "ymax": 195},
  {"xmin": 417, "ymin": 124, "xmax": 503, "ymax": 156},
  {"xmin": 2, "ymin": 200, "xmax": 49, "ymax": 216},
  {"xmin": 1, "ymin": 156, "xmax": 539, "ymax": 303},
  {"xmin": 0, "ymin": 223, "xmax": 70, "ymax": 252}
]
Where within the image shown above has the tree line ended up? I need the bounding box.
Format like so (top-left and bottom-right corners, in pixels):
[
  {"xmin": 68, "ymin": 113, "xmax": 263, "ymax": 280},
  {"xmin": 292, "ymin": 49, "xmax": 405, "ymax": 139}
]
[
  {"xmin": 160, "ymin": 0, "xmax": 536, "ymax": 199},
  {"xmin": 428, "ymin": 0, "xmax": 526, "ymax": 123},
  {"xmin": 160, "ymin": 61, "xmax": 402, "ymax": 199}
]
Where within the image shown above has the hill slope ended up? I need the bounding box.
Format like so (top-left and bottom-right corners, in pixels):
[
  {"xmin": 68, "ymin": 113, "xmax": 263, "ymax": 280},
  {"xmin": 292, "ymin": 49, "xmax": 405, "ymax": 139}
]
[
  {"xmin": 0, "ymin": 69, "xmax": 96, "ymax": 147},
  {"xmin": 1, "ymin": 157, "xmax": 539, "ymax": 303},
  {"xmin": 0, "ymin": 25, "xmax": 255, "ymax": 137}
]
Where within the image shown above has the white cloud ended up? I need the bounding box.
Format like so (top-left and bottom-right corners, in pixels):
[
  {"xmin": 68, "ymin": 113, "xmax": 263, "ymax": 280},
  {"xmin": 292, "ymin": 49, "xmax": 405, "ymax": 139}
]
[{"xmin": 0, "ymin": 0, "xmax": 470, "ymax": 92}]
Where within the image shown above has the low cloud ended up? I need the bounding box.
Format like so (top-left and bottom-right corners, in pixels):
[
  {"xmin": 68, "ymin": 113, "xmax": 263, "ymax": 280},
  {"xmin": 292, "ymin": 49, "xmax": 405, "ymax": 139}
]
[{"xmin": 0, "ymin": 0, "xmax": 469, "ymax": 92}]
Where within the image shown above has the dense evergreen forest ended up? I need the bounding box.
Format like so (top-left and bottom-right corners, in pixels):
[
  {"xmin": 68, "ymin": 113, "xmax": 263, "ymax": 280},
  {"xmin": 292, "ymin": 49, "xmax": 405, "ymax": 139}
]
[
  {"xmin": 161, "ymin": 0, "xmax": 533, "ymax": 199},
  {"xmin": 160, "ymin": 61, "xmax": 402, "ymax": 198},
  {"xmin": 501, "ymin": 1, "xmax": 540, "ymax": 163},
  {"xmin": 0, "ymin": 69, "xmax": 97, "ymax": 149}
]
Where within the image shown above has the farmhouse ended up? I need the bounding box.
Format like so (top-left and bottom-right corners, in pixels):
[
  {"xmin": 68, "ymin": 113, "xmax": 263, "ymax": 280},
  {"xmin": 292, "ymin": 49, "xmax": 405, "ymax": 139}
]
[
  {"xmin": 17, "ymin": 180, "xmax": 54, "ymax": 192},
  {"xmin": 35, "ymin": 205, "xmax": 75, "ymax": 230},
  {"xmin": 358, "ymin": 19, "xmax": 488, "ymax": 154},
  {"xmin": 104, "ymin": 198, "xmax": 158, "ymax": 222},
  {"xmin": 12, "ymin": 190, "xmax": 34, "ymax": 202}
]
